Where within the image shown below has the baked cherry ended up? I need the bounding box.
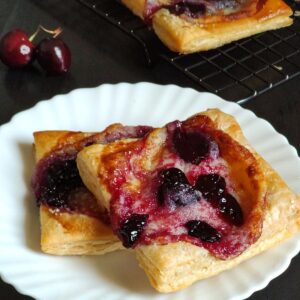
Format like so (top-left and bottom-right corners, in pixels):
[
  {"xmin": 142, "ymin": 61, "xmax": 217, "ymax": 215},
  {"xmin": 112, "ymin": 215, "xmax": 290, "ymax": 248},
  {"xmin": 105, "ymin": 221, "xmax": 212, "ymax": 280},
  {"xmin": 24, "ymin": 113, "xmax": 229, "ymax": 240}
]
[
  {"xmin": 219, "ymin": 193, "xmax": 244, "ymax": 226},
  {"xmin": 35, "ymin": 38, "xmax": 71, "ymax": 75},
  {"xmin": 157, "ymin": 168, "xmax": 199, "ymax": 209},
  {"xmin": 195, "ymin": 174, "xmax": 226, "ymax": 199},
  {"xmin": 186, "ymin": 220, "xmax": 222, "ymax": 243},
  {"xmin": 168, "ymin": 2, "xmax": 206, "ymax": 18},
  {"xmin": 118, "ymin": 214, "xmax": 149, "ymax": 248},
  {"xmin": 158, "ymin": 182, "xmax": 200, "ymax": 209},
  {"xmin": 0, "ymin": 29, "xmax": 33, "ymax": 68},
  {"xmin": 173, "ymin": 127, "xmax": 210, "ymax": 164},
  {"xmin": 39, "ymin": 158, "xmax": 83, "ymax": 208},
  {"xmin": 158, "ymin": 168, "xmax": 189, "ymax": 187}
]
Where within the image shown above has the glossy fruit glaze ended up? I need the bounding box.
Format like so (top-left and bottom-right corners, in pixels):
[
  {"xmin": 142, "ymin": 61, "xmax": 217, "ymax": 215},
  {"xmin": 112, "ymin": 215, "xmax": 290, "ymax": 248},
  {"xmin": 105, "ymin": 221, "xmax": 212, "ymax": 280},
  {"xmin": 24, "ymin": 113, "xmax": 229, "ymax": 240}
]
[
  {"xmin": 104, "ymin": 119, "xmax": 253, "ymax": 259},
  {"xmin": 143, "ymin": 0, "xmax": 257, "ymax": 22},
  {"xmin": 31, "ymin": 126, "xmax": 152, "ymax": 220},
  {"xmin": 34, "ymin": 151, "xmax": 104, "ymax": 219},
  {"xmin": 167, "ymin": 1, "xmax": 207, "ymax": 18},
  {"xmin": 166, "ymin": 0, "xmax": 243, "ymax": 17}
]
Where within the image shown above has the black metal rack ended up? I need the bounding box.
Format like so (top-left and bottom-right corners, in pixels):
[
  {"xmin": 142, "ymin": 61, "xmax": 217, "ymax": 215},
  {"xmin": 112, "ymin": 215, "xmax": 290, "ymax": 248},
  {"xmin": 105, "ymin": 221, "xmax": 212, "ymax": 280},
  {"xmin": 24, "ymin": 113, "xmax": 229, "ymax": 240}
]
[{"xmin": 78, "ymin": 0, "xmax": 300, "ymax": 102}]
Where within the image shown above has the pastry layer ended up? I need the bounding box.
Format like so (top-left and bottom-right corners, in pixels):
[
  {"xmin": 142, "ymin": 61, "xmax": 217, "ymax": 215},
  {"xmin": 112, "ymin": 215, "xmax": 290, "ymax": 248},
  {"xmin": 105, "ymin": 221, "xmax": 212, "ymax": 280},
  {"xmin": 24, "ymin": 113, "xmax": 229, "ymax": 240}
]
[
  {"xmin": 121, "ymin": 0, "xmax": 293, "ymax": 53},
  {"xmin": 77, "ymin": 109, "xmax": 300, "ymax": 292},
  {"xmin": 40, "ymin": 205, "xmax": 121, "ymax": 255}
]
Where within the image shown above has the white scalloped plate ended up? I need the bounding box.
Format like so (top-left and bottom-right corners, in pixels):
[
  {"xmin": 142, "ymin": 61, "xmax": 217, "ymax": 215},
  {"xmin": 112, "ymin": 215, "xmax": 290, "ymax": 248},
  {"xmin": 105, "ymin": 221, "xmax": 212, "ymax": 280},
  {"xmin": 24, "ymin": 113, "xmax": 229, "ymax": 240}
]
[{"xmin": 0, "ymin": 83, "xmax": 300, "ymax": 300}]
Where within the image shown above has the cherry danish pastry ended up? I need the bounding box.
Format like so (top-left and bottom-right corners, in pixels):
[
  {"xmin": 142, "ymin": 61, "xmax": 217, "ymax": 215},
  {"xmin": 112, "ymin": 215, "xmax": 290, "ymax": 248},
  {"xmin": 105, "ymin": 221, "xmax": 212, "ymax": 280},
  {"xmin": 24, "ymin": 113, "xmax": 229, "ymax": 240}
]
[
  {"xmin": 77, "ymin": 109, "xmax": 300, "ymax": 291},
  {"xmin": 121, "ymin": 0, "xmax": 293, "ymax": 53}
]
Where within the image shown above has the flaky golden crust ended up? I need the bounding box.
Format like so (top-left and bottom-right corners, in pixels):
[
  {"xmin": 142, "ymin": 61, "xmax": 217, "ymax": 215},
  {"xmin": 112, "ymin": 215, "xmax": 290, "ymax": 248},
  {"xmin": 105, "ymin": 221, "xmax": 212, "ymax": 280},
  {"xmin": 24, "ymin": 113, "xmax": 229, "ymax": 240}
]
[
  {"xmin": 33, "ymin": 130, "xmax": 122, "ymax": 255},
  {"xmin": 121, "ymin": 0, "xmax": 293, "ymax": 53},
  {"xmin": 77, "ymin": 109, "xmax": 300, "ymax": 292},
  {"xmin": 40, "ymin": 205, "xmax": 121, "ymax": 255}
]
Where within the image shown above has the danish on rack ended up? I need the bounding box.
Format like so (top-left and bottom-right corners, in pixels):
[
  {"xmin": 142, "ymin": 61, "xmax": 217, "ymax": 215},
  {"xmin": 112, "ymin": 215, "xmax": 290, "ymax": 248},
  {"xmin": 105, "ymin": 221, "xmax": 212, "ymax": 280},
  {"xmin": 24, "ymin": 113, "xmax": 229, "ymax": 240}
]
[
  {"xmin": 121, "ymin": 0, "xmax": 293, "ymax": 53},
  {"xmin": 77, "ymin": 109, "xmax": 300, "ymax": 292},
  {"xmin": 31, "ymin": 125, "xmax": 151, "ymax": 255}
]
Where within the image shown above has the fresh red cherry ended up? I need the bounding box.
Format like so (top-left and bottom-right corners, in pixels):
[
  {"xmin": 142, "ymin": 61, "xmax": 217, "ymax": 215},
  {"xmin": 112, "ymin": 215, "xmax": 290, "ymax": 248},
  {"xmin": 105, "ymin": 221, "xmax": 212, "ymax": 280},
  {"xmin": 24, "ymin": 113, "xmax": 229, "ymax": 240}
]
[
  {"xmin": 35, "ymin": 38, "xmax": 71, "ymax": 75},
  {"xmin": 0, "ymin": 29, "xmax": 33, "ymax": 68}
]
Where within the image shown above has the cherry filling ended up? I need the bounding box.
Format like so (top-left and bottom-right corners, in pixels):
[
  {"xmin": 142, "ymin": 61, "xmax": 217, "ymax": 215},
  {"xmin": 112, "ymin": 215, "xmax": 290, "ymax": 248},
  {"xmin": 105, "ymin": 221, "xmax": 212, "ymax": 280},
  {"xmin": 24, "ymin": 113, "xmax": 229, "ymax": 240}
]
[
  {"xmin": 144, "ymin": 0, "xmax": 253, "ymax": 22},
  {"xmin": 219, "ymin": 193, "xmax": 244, "ymax": 226},
  {"xmin": 195, "ymin": 174, "xmax": 226, "ymax": 199},
  {"xmin": 168, "ymin": 2, "xmax": 206, "ymax": 18},
  {"xmin": 108, "ymin": 120, "xmax": 251, "ymax": 259},
  {"xmin": 39, "ymin": 158, "xmax": 83, "ymax": 208},
  {"xmin": 159, "ymin": 167, "xmax": 189, "ymax": 187},
  {"xmin": 195, "ymin": 174, "xmax": 244, "ymax": 226},
  {"xmin": 118, "ymin": 214, "xmax": 149, "ymax": 247},
  {"xmin": 33, "ymin": 153, "xmax": 103, "ymax": 219},
  {"xmin": 186, "ymin": 220, "xmax": 222, "ymax": 242},
  {"xmin": 157, "ymin": 168, "xmax": 200, "ymax": 209},
  {"xmin": 166, "ymin": 0, "xmax": 246, "ymax": 18}
]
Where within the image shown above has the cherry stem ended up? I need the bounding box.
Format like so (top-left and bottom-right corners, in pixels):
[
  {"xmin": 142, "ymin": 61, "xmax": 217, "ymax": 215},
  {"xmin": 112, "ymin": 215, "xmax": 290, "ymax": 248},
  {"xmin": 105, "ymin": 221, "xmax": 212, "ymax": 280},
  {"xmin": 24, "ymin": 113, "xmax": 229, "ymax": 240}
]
[{"xmin": 29, "ymin": 25, "xmax": 63, "ymax": 42}]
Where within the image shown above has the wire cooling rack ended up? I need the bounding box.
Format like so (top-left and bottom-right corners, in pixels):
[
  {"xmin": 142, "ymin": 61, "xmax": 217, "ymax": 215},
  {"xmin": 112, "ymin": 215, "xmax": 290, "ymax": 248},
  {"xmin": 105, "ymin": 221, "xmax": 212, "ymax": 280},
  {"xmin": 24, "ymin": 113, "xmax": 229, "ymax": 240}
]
[{"xmin": 78, "ymin": 0, "xmax": 300, "ymax": 102}]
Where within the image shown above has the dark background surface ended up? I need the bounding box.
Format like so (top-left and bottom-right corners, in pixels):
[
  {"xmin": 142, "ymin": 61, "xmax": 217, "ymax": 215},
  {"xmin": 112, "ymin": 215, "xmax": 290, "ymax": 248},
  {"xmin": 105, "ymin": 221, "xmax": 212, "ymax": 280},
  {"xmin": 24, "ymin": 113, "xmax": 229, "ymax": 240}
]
[{"xmin": 0, "ymin": 1, "xmax": 299, "ymax": 299}]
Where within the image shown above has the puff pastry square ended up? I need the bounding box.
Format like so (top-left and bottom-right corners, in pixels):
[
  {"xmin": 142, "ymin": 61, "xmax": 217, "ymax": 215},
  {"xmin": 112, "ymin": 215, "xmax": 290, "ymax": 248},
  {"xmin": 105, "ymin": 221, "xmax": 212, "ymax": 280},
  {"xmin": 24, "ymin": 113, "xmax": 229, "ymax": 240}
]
[
  {"xmin": 121, "ymin": 0, "xmax": 293, "ymax": 53},
  {"xmin": 77, "ymin": 109, "xmax": 300, "ymax": 292},
  {"xmin": 32, "ymin": 124, "xmax": 151, "ymax": 255}
]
